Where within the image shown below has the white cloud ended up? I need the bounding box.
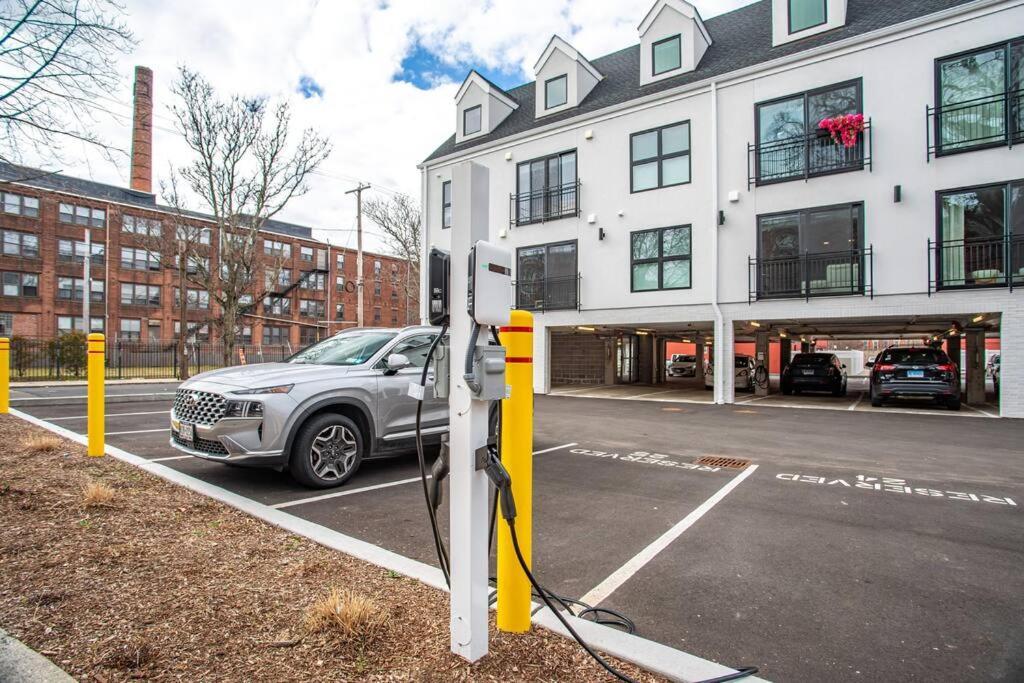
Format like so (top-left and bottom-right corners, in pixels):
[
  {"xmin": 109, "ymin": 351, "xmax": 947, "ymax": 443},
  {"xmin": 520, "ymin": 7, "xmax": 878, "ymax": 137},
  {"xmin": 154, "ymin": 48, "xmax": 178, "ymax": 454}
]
[{"xmin": 24, "ymin": 0, "xmax": 753, "ymax": 253}]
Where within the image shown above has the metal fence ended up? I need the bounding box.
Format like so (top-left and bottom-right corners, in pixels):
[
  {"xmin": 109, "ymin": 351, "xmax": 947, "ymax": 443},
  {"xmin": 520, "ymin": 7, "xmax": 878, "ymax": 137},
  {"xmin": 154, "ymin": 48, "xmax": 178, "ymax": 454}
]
[{"xmin": 5, "ymin": 337, "xmax": 297, "ymax": 382}]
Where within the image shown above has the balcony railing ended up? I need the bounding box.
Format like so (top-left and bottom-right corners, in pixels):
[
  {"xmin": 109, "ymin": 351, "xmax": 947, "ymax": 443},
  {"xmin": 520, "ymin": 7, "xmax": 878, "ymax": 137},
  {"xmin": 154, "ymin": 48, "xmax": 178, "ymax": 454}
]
[
  {"xmin": 510, "ymin": 180, "xmax": 580, "ymax": 226},
  {"xmin": 514, "ymin": 274, "xmax": 580, "ymax": 311},
  {"xmin": 748, "ymin": 120, "xmax": 871, "ymax": 188},
  {"xmin": 927, "ymin": 89, "xmax": 1024, "ymax": 160},
  {"xmin": 928, "ymin": 235, "xmax": 1024, "ymax": 293},
  {"xmin": 748, "ymin": 247, "xmax": 873, "ymax": 303}
]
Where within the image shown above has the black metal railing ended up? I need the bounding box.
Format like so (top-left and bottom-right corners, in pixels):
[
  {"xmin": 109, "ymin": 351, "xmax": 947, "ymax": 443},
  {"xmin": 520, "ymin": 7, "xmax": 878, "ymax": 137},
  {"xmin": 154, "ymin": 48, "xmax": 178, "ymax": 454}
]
[
  {"xmin": 928, "ymin": 235, "xmax": 1024, "ymax": 293},
  {"xmin": 510, "ymin": 180, "xmax": 580, "ymax": 226},
  {"xmin": 748, "ymin": 247, "xmax": 873, "ymax": 303},
  {"xmin": 4, "ymin": 337, "xmax": 299, "ymax": 382},
  {"xmin": 748, "ymin": 120, "xmax": 871, "ymax": 187},
  {"xmin": 514, "ymin": 274, "xmax": 580, "ymax": 311},
  {"xmin": 927, "ymin": 89, "xmax": 1024, "ymax": 160}
]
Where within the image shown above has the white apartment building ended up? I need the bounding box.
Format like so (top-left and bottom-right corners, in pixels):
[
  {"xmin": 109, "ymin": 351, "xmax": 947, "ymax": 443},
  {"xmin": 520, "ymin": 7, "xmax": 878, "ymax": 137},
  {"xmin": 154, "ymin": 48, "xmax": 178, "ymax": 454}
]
[{"xmin": 419, "ymin": 0, "xmax": 1024, "ymax": 417}]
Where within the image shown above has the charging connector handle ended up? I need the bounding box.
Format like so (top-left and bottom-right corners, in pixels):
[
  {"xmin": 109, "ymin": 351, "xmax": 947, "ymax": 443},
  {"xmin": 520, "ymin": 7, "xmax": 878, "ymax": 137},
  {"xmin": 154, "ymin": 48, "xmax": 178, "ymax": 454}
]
[{"xmin": 483, "ymin": 451, "xmax": 516, "ymax": 522}]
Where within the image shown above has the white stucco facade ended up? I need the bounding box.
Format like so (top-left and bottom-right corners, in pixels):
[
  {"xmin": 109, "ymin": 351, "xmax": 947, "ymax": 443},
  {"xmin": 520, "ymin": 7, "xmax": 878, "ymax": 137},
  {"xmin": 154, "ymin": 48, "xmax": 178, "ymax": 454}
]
[{"xmin": 421, "ymin": 0, "xmax": 1024, "ymax": 417}]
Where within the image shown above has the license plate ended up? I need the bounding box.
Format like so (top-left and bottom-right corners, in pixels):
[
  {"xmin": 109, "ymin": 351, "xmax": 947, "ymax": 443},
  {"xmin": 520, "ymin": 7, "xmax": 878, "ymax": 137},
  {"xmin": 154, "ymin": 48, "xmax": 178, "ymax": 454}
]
[
  {"xmin": 179, "ymin": 422, "xmax": 194, "ymax": 443},
  {"xmin": 907, "ymin": 370, "xmax": 924, "ymax": 378},
  {"xmin": 802, "ymin": 369, "xmax": 815, "ymax": 375}
]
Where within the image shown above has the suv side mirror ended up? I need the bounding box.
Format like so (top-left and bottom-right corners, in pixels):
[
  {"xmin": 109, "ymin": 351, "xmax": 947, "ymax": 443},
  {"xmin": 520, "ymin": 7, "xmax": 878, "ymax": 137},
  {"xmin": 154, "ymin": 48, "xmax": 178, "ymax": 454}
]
[
  {"xmin": 384, "ymin": 353, "xmax": 411, "ymax": 374},
  {"xmin": 864, "ymin": 361, "xmax": 874, "ymax": 368}
]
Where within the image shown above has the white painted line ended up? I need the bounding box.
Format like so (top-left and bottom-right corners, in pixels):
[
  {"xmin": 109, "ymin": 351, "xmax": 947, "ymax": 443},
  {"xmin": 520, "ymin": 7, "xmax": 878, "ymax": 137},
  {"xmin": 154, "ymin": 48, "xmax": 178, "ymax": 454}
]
[
  {"xmin": 11, "ymin": 408, "xmax": 757, "ymax": 683},
  {"xmin": 961, "ymin": 403, "xmax": 998, "ymax": 418},
  {"xmin": 549, "ymin": 385, "xmax": 607, "ymax": 395},
  {"xmin": 106, "ymin": 428, "xmax": 169, "ymax": 436},
  {"xmin": 581, "ymin": 465, "xmax": 759, "ymax": 607},
  {"xmin": 48, "ymin": 410, "xmax": 169, "ymax": 421},
  {"xmin": 11, "ymin": 392, "xmax": 175, "ymax": 401},
  {"xmin": 847, "ymin": 392, "xmax": 865, "ymax": 411},
  {"xmin": 624, "ymin": 390, "xmax": 679, "ymax": 400},
  {"xmin": 149, "ymin": 455, "xmax": 194, "ymax": 463},
  {"xmin": 273, "ymin": 476, "xmax": 427, "ymax": 509},
  {"xmin": 735, "ymin": 394, "xmax": 771, "ymax": 404},
  {"xmin": 532, "ymin": 442, "xmax": 577, "ymax": 455}
]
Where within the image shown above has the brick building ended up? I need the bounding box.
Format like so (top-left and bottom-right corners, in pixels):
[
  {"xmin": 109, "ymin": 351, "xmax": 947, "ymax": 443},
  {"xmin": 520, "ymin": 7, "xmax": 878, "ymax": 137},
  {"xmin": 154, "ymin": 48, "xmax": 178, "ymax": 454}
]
[{"xmin": 0, "ymin": 68, "xmax": 415, "ymax": 347}]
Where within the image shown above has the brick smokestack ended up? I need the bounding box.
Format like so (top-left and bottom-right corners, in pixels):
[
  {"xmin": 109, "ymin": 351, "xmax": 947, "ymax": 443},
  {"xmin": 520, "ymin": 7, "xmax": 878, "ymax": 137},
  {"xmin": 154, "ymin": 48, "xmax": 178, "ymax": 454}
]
[{"xmin": 130, "ymin": 66, "xmax": 154, "ymax": 194}]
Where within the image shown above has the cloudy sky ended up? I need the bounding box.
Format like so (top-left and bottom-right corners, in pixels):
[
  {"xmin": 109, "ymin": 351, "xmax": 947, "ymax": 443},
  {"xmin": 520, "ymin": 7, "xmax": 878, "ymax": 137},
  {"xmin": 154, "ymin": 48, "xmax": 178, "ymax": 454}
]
[{"xmin": 39, "ymin": 0, "xmax": 752, "ymax": 253}]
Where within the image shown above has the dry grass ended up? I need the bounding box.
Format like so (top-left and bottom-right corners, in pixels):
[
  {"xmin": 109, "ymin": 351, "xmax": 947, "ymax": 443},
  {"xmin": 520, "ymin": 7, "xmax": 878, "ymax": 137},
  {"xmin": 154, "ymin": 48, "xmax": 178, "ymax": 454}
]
[
  {"xmin": 0, "ymin": 415, "xmax": 663, "ymax": 682},
  {"xmin": 20, "ymin": 434, "xmax": 63, "ymax": 454},
  {"xmin": 81, "ymin": 480, "xmax": 115, "ymax": 508},
  {"xmin": 304, "ymin": 588, "xmax": 389, "ymax": 643}
]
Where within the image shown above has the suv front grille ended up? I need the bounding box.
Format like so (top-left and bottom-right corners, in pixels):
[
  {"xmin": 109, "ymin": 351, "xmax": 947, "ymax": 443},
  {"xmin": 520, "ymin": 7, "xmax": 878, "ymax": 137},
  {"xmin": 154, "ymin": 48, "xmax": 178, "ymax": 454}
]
[
  {"xmin": 172, "ymin": 431, "xmax": 228, "ymax": 456},
  {"xmin": 173, "ymin": 389, "xmax": 227, "ymax": 426}
]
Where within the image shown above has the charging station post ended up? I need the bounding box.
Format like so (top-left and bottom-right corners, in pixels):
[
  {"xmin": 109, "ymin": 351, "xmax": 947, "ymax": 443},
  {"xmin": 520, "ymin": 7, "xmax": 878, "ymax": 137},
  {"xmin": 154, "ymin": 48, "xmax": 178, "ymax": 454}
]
[
  {"xmin": 447, "ymin": 161, "xmax": 494, "ymax": 661},
  {"xmin": 497, "ymin": 311, "xmax": 533, "ymax": 632}
]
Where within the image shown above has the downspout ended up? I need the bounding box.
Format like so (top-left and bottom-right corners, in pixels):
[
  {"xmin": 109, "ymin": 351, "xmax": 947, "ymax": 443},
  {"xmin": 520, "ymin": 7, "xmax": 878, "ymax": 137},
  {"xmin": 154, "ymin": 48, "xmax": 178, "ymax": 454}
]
[
  {"xmin": 419, "ymin": 166, "xmax": 429, "ymax": 325},
  {"xmin": 710, "ymin": 80, "xmax": 725, "ymax": 405}
]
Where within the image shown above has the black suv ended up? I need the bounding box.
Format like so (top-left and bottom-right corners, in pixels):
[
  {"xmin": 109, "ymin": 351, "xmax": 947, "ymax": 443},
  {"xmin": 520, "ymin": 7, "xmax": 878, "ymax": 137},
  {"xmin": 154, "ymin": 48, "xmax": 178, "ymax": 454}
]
[
  {"xmin": 781, "ymin": 353, "xmax": 847, "ymax": 396},
  {"xmin": 867, "ymin": 347, "xmax": 961, "ymax": 411}
]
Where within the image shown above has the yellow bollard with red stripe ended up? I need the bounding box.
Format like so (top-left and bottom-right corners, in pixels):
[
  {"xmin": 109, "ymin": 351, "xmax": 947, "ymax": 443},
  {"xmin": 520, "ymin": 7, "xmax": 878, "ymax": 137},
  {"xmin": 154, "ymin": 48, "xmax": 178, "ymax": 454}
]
[
  {"xmin": 87, "ymin": 333, "xmax": 105, "ymax": 457},
  {"xmin": 497, "ymin": 310, "xmax": 533, "ymax": 632},
  {"xmin": 0, "ymin": 337, "xmax": 9, "ymax": 414}
]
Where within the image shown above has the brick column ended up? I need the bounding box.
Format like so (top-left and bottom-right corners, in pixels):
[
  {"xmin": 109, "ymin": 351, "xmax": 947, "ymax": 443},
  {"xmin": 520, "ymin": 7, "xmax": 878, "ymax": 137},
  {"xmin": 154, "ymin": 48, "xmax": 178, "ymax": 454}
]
[{"xmin": 130, "ymin": 66, "xmax": 154, "ymax": 194}]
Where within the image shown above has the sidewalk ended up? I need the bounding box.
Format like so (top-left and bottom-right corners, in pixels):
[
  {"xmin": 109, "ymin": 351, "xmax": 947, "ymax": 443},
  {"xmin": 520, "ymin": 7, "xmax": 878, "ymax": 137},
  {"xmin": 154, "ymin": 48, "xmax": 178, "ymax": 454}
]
[{"xmin": 0, "ymin": 628, "xmax": 75, "ymax": 682}]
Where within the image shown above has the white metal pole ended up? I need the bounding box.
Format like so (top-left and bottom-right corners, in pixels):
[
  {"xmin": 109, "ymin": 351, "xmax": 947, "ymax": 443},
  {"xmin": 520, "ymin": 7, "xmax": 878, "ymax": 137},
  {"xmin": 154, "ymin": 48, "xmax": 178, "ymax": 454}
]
[
  {"xmin": 447, "ymin": 161, "xmax": 490, "ymax": 662},
  {"xmin": 83, "ymin": 230, "xmax": 91, "ymax": 331}
]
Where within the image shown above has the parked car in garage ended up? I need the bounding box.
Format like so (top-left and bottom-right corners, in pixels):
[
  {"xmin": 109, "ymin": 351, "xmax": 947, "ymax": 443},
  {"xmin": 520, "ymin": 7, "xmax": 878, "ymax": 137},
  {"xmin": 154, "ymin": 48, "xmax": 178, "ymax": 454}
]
[
  {"xmin": 705, "ymin": 354, "xmax": 755, "ymax": 391},
  {"xmin": 988, "ymin": 354, "xmax": 1000, "ymax": 395},
  {"xmin": 668, "ymin": 353, "xmax": 697, "ymax": 377},
  {"xmin": 169, "ymin": 326, "xmax": 463, "ymax": 488},
  {"xmin": 781, "ymin": 353, "xmax": 848, "ymax": 396},
  {"xmin": 866, "ymin": 346, "xmax": 961, "ymax": 410}
]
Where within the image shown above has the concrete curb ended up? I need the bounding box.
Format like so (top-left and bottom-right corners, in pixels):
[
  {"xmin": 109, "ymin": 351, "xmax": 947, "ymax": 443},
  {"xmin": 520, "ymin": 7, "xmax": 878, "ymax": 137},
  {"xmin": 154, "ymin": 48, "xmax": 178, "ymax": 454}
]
[
  {"xmin": 10, "ymin": 408, "xmax": 768, "ymax": 683},
  {"xmin": 0, "ymin": 627, "xmax": 76, "ymax": 683}
]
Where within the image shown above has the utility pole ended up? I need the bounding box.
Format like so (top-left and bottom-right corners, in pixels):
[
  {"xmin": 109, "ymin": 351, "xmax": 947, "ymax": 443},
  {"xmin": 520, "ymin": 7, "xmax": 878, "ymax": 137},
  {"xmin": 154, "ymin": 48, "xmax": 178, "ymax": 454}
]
[{"xmin": 345, "ymin": 183, "xmax": 371, "ymax": 328}]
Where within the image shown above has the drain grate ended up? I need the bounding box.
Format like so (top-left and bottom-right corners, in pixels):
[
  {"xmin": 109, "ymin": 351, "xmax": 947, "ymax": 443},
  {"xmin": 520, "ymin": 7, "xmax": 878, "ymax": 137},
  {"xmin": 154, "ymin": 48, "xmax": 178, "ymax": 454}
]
[{"xmin": 695, "ymin": 455, "xmax": 751, "ymax": 469}]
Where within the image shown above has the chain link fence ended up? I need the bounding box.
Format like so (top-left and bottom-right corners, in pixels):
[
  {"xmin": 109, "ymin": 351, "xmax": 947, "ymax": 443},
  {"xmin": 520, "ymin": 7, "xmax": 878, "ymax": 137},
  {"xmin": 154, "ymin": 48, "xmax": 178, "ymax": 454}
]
[{"xmin": 7, "ymin": 333, "xmax": 297, "ymax": 382}]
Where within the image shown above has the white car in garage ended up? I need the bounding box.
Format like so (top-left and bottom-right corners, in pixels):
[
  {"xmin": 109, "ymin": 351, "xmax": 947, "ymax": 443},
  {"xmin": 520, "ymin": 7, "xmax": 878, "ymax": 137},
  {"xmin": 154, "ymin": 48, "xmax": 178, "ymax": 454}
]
[
  {"xmin": 668, "ymin": 354, "xmax": 697, "ymax": 377},
  {"xmin": 704, "ymin": 354, "xmax": 756, "ymax": 391}
]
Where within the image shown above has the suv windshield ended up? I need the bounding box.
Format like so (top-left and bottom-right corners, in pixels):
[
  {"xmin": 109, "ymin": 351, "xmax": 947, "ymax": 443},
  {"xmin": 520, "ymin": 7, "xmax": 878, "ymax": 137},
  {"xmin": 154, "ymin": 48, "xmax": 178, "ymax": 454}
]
[
  {"xmin": 288, "ymin": 330, "xmax": 396, "ymax": 366},
  {"xmin": 791, "ymin": 354, "xmax": 833, "ymax": 366},
  {"xmin": 879, "ymin": 348, "xmax": 948, "ymax": 365}
]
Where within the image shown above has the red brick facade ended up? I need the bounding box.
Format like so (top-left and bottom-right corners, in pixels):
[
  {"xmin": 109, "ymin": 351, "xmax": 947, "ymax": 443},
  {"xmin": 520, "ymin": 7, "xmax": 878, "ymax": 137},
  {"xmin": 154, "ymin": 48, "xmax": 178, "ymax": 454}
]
[{"xmin": 0, "ymin": 181, "xmax": 417, "ymax": 347}]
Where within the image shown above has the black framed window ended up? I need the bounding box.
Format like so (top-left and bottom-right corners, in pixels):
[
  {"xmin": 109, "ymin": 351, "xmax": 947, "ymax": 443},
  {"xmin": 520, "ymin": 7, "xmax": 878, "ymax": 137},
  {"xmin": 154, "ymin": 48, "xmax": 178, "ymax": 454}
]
[
  {"xmin": 788, "ymin": 0, "xmax": 826, "ymax": 34},
  {"xmin": 463, "ymin": 105, "xmax": 482, "ymax": 135},
  {"xmin": 935, "ymin": 180, "xmax": 1024, "ymax": 289},
  {"xmin": 2, "ymin": 229, "xmax": 39, "ymax": 258},
  {"xmin": 755, "ymin": 79, "xmax": 862, "ymax": 183},
  {"xmin": 441, "ymin": 180, "xmax": 452, "ymax": 229},
  {"xmin": 631, "ymin": 226, "xmax": 691, "ymax": 291},
  {"xmin": 516, "ymin": 240, "xmax": 577, "ymax": 310},
  {"xmin": 1, "ymin": 272, "xmax": 38, "ymax": 297},
  {"xmin": 630, "ymin": 121, "xmax": 690, "ymax": 192},
  {"xmin": 652, "ymin": 35, "xmax": 681, "ymax": 75},
  {"xmin": 934, "ymin": 37, "xmax": 1024, "ymax": 154},
  {"xmin": 515, "ymin": 150, "xmax": 577, "ymax": 225},
  {"xmin": 545, "ymin": 75, "xmax": 567, "ymax": 109}
]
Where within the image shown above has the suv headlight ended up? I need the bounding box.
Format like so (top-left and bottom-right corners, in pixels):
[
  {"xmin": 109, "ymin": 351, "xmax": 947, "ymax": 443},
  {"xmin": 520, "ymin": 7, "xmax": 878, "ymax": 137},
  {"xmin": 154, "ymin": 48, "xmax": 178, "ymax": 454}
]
[
  {"xmin": 231, "ymin": 384, "xmax": 293, "ymax": 395},
  {"xmin": 224, "ymin": 400, "xmax": 264, "ymax": 418}
]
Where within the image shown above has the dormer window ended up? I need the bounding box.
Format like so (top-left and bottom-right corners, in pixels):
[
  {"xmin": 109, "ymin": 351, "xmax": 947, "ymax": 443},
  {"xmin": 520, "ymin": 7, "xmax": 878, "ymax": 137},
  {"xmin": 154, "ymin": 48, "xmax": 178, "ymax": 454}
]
[
  {"xmin": 545, "ymin": 75, "xmax": 567, "ymax": 109},
  {"xmin": 463, "ymin": 105, "xmax": 482, "ymax": 136},
  {"xmin": 789, "ymin": 0, "xmax": 827, "ymax": 33},
  {"xmin": 652, "ymin": 35, "xmax": 682, "ymax": 75}
]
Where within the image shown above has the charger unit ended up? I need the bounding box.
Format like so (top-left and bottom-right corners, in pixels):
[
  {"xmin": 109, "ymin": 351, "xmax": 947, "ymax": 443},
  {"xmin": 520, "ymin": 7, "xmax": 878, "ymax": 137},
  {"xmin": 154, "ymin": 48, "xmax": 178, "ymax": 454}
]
[{"xmin": 467, "ymin": 240, "xmax": 512, "ymax": 327}]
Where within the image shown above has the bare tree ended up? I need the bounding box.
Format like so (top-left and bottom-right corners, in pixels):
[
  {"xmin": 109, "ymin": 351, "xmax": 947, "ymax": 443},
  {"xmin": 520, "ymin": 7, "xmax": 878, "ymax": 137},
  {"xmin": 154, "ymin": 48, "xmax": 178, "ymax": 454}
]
[
  {"xmin": 364, "ymin": 193, "xmax": 420, "ymax": 325},
  {"xmin": 158, "ymin": 66, "xmax": 330, "ymax": 364},
  {"xmin": 0, "ymin": 0, "xmax": 135, "ymax": 166}
]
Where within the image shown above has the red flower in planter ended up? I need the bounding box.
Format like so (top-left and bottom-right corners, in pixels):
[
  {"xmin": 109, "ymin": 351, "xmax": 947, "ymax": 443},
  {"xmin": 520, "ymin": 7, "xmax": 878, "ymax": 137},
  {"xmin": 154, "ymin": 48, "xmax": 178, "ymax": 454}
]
[{"xmin": 818, "ymin": 113, "xmax": 865, "ymax": 148}]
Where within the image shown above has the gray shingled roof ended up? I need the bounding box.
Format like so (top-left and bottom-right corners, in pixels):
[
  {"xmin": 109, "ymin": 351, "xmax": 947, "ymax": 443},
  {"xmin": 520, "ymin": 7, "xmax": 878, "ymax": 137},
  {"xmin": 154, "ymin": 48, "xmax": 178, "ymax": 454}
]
[
  {"xmin": 0, "ymin": 162, "xmax": 313, "ymax": 239},
  {"xmin": 423, "ymin": 0, "xmax": 976, "ymax": 163}
]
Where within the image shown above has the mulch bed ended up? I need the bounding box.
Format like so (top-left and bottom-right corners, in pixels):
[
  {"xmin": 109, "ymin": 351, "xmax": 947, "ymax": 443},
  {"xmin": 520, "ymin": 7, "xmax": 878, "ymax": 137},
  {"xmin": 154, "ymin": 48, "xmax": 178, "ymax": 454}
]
[{"xmin": 0, "ymin": 414, "xmax": 661, "ymax": 681}]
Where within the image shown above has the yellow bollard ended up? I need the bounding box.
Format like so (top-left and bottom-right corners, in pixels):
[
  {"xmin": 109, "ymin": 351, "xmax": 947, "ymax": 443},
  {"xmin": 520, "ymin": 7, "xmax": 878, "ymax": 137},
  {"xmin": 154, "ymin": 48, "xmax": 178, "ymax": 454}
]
[
  {"xmin": 87, "ymin": 333, "xmax": 105, "ymax": 457},
  {"xmin": 497, "ymin": 310, "xmax": 533, "ymax": 632},
  {"xmin": 0, "ymin": 337, "xmax": 9, "ymax": 414}
]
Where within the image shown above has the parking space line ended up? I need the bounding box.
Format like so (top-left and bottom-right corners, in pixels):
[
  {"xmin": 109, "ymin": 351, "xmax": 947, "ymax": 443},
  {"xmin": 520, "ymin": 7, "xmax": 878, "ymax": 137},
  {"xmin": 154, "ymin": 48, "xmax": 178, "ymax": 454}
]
[
  {"xmin": 580, "ymin": 464, "xmax": 759, "ymax": 607},
  {"xmin": 48, "ymin": 410, "xmax": 170, "ymax": 421},
  {"xmin": 847, "ymin": 392, "xmax": 865, "ymax": 411},
  {"xmin": 962, "ymin": 403, "xmax": 998, "ymax": 418},
  {"xmin": 273, "ymin": 476, "xmax": 426, "ymax": 509},
  {"xmin": 532, "ymin": 442, "xmax": 577, "ymax": 455},
  {"xmin": 149, "ymin": 455, "xmax": 193, "ymax": 463},
  {"xmin": 624, "ymin": 390, "xmax": 680, "ymax": 400},
  {"xmin": 107, "ymin": 428, "xmax": 169, "ymax": 436}
]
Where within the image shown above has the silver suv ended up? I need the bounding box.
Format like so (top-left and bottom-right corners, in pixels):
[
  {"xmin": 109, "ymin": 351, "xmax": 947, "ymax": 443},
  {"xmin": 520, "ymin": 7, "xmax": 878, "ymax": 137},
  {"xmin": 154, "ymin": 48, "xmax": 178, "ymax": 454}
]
[{"xmin": 169, "ymin": 326, "xmax": 448, "ymax": 488}]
